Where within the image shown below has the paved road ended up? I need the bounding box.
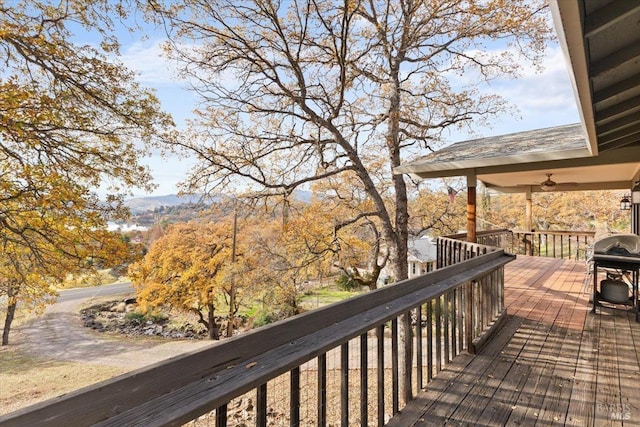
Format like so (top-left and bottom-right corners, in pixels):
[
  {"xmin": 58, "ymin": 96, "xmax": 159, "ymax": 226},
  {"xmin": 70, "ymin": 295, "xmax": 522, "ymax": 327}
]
[
  {"xmin": 56, "ymin": 281, "xmax": 134, "ymax": 303},
  {"xmin": 12, "ymin": 282, "xmax": 212, "ymax": 369}
]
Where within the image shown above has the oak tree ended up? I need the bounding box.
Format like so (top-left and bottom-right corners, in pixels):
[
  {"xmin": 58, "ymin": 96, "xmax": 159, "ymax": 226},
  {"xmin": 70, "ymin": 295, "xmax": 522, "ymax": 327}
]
[
  {"xmin": 145, "ymin": 0, "xmax": 551, "ymax": 400},
  {"xmin": 1, "ymin": 0, "xmax": 174, "ymax": 344},
  {"xmin": 147, "ymin": 0, "xmax": 552, "ymax": 285},
  {"xmin": 129, "ymin": 219, "xmax": 258, "ymax": 339}
]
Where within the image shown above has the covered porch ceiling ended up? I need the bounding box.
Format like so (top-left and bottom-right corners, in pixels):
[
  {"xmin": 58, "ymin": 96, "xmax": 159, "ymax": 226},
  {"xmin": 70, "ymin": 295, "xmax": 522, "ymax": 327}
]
[
  {"xmin": 554, "ymin": 0, "xmax": 640, "ymax": 155},
  {"xmin": 395, "ymin": 0, "xmax": 640, "ymax": 195}
]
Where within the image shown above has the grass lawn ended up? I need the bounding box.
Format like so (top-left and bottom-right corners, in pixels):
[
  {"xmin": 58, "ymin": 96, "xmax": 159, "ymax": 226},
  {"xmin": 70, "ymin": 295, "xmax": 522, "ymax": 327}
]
[
  {"xmin": 0, "ymin": 278, "xmax": 363, "ymax": 418},
  {"xmin": 299, "ymin": 286, "xmax": 363, "ymax": 310},
  {"xmin": 0, "ymin": 346, "xmax": 127, "ymax": 416}
]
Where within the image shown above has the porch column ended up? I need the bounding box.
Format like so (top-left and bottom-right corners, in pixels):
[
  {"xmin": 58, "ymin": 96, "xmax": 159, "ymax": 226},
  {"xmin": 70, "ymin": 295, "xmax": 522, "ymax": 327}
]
[
  {"xmin": 632, "ymin": 177, "xmax": 640, "ymax": 236},
  {"xmin": 524, "ymin": 189, "xmax": 533, "ymax": 255},
  {"xmin": 525, "ymin": 188, "xmax": 532, "ymax": 231},
  {"xmin": 467, "ymin": 172, "xmax": 477, "ymax": 243}
]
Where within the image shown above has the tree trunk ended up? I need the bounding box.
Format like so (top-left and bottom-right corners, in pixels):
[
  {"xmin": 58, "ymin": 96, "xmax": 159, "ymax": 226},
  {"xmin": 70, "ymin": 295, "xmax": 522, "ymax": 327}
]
[
  {"xmin": 388, "ymin": 57, "xmax": 412, "ymax": 404},
  {"xmin": 207, "ymin": 303, "xmax": 220, "ymax": 340},
  {"xmin": 2, "ymin": 301, "xmax": 16, "ymax": 346},
  {"xmin": 227, "ymin": 284, "xmax": 236, "ymax": 338},
  {"xmin": 2, "ymin": 283, "xmax": 17, "ymax": 346},
  {"xmin": 228, "ymin": 202, "xmax": 238, "ymax": 338}
]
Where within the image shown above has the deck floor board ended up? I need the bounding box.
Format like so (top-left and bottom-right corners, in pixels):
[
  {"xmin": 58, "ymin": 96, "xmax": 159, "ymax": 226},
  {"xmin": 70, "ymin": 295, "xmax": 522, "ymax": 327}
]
[{"xmin": 386, "ymin": 256, "xmax": 640, "ymax": 427}]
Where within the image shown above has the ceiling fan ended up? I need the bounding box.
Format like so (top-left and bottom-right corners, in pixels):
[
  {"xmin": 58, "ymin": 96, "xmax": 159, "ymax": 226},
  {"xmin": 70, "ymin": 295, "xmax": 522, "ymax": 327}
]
[
  {"xmin": 517, "ymin": 173, "xmax": 578, "ymax": 191},
  {"xmin": 538, "ymin": 173, "xmax": 578, "ymax": 191}
]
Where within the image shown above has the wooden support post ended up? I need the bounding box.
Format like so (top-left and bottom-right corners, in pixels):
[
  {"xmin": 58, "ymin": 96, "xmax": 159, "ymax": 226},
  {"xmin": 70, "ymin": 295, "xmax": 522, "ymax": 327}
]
[
  {"xmin": 525, "ymin": 189, "xmax": 532, "ymax": 231},
  {"xmin": 525, "ymin": 189, "xmax": 534, "ymax": 255},
  {"xmin": 466, "ymin": 173, "xmax": 477, "ymax": 243}
]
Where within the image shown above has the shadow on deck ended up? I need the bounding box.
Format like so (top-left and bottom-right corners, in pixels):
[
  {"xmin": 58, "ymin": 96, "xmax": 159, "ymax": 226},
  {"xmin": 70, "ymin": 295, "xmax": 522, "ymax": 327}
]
[{"xmin": 387, "ymin": 256, "xmax": 640, "ymax": 426}]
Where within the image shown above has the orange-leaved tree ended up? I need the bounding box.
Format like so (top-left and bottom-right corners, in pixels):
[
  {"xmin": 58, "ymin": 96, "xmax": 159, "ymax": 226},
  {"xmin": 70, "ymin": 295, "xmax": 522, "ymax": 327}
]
[{"xmin": 129, "ymin": 219, "xmax": 258, "ymax": 339}]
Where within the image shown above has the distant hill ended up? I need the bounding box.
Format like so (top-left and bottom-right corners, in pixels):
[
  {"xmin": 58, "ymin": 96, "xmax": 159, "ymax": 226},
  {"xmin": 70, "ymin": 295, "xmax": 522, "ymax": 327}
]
[
  {"xmin": 124, "ymin": 190, "xmax": 313, "ymax": 214},
  {"xmin": 124, "ymin": 194, "xmax": 211, "ymax": 213}
]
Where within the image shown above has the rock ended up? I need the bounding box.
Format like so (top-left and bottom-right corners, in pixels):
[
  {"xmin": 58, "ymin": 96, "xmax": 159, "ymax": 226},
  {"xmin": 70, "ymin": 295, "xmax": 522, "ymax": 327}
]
[{"xmin": 110, "ymin": 302, "xmax": 126, "ymax": 313}]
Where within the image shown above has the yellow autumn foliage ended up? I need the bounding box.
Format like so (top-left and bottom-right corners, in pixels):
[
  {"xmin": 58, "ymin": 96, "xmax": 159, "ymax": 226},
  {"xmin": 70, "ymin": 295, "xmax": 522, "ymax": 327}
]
[{"xmin": 1, "ymin": 0, "xmax": 174, "ymax": 345}]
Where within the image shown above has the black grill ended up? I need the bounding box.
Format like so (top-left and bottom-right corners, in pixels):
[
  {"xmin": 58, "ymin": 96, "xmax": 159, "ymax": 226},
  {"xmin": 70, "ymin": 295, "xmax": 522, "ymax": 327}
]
[
  {"xmin": 592, "ymin": 234, "xmax": 640, "ymax": 322},
  {"xmin": 593, "ymin": 234, "xmax": 640, "ymax": 259}
]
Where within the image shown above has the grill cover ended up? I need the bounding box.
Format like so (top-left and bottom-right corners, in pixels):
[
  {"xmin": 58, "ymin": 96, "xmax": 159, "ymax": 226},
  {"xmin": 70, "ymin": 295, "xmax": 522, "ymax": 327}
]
[{"xmin": 593, "ymin": 234, "xmax": 640, "ymax": 258}]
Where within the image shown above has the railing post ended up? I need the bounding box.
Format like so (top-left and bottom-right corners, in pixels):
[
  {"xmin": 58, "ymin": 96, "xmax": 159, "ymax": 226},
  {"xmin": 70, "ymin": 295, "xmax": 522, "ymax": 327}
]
[
  {"xmin": 525, "ymin": 233, "xmax": 533, "ymax": 256},
  {"xmin": 402, "ymin": 312, "xmax": 413, "ymax": 405},
  {"xmin": 416, "ymin": 305, "xmax": 423, "ymax": 391},
  {"xmin": 391, "ymin": 319, "xmax": 399, "ymax": 414},
  {"xmin": 427, "ymin": 301, "xmax": 433, "ymax": 382},
  {"xmin": 435, "ymin": 297, "xmax": 442, "ymax": 373},
  {"xmin": 290, "ymin": 367, "xmax": 300, "ymax": 427},
  {"xmin": 377, "ymin": 325, "xmax": 385, "ymax": 426},
  {"xmin": 216, "ymin": 404, "xmax": 227, "ymax": 427},
  {"xmin": 444, "ymin": 292, "xmax": 450, "ymax": 363},
  {"xmin": 456, "ymin": 287, "xmax": 464, "ymax": 355},
  {"xmin": 318, "ymin": 354, "xmax": 327, "ymax": 427},
  {"xmin": 341, "ymin": 343, "xmax": 349, "ymax": 427},
  {"xmin": 465, "ymin": 280, "xmax": 475, "ymax": 354},
  {"xmin": 257, "ymin": 383, "xmax": 267, "ymax": 427},
  {"xmin": 360, "ymin": 334, "xmax": 368, "ymax": 427}
]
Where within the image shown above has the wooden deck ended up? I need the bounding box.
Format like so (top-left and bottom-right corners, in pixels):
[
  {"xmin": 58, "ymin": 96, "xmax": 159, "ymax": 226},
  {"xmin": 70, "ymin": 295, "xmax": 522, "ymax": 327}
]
[{"xmin": 387, "ymin": 255, "xmax": 640, "ymax": 426}]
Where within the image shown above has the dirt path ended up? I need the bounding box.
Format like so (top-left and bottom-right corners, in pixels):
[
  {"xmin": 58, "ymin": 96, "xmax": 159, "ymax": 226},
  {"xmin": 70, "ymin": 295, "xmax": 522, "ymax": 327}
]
[{"xmin": 11, "ymin": 293, "xmax": 212, "ymax": 370}]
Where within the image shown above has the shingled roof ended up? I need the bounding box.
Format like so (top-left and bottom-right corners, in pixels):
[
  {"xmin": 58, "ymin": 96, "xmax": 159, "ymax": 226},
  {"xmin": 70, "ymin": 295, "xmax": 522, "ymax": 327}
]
[
  {"xmin": 395, "ymin": 122, "xmax": 640, "ymax": 194},
  {"xmin": 396, "ymin": 123, "xmax": 590, "ymax": 176}
]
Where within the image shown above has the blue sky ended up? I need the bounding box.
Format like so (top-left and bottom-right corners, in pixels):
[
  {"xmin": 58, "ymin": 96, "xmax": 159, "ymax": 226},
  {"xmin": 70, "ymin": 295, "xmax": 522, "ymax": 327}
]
[{"xmin": 118, "ymin": 34, "xmax": 580, "ymax": 197}]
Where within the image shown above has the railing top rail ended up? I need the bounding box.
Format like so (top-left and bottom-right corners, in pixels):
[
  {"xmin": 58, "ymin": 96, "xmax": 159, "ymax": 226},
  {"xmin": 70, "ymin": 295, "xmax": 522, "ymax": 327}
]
[
  {"xmin": 443, "ymin": 229, "xmax": 512, "ymax": 240},
  {"xmin": 512, "ymin": 230, "xmax": 596, "ymax": 236},
  {"xmin": 1, "ymin": 251, "xmax": 514, "ymax": 427},
  {"xmin": 436, "ymin": 236, "xmax": 502, "ymax": 249}
]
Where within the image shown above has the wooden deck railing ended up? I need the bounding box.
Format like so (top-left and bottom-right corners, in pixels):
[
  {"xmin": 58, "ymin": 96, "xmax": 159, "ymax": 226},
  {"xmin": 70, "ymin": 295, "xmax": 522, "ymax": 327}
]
[
  {"xmin": 438, "ymin": 229, "xmax": 513, "ymax": 256},
  {"xmin": 443, "ymin": 229, "xmax": 596, "ymax": 261},
  {"xmin": 436, "ymin": 234, "xmax": 505, "ymax": 268},
  {"xmin": 511, "ymin": 230, "xmax": 595, "ymax": 260},
  {"xmin": 435, "ymin": 236, "xmax": 510, "ymax": 353},
  {"xmin": 0, "ymin": 249, "xmax": 514, "ymax": 427}
]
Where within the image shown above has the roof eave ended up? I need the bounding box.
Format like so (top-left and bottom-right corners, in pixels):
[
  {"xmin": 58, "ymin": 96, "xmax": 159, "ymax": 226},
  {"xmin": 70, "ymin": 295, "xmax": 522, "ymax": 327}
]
[
  {"xmin": 548, "ymin": 0, "xmax": 599, "ymax": 155},
  {"xmin": 395, "ymin": 148, "xmax": 591, "ymax": 177}
]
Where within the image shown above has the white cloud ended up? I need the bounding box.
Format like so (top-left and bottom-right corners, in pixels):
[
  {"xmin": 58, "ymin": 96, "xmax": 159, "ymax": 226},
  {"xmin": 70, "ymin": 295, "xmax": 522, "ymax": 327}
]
[
  {"xmin": 437, "ymin": 44, "xmax": 580, "ymax": 143},
  {"xmin": 491, "ymin": 45, "xmax": 579, "ymax": 119},
  {"xmin": 121, "ymin": 39, "xmax": 180, "ymax": 85}
]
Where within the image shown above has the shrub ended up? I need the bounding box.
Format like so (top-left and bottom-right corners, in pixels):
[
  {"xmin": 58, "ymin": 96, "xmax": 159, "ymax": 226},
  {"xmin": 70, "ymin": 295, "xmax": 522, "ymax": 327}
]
[
  {"xmin": 124, "ymin": 311, "xmax": 167, "ymax": 326},
  {"xmin": 335, "ymin": 273, "xmax": 368, "ymax": 291},
  {"xmin": 124, "ymin": 311, "xmax": 145, "ymax": 325}
]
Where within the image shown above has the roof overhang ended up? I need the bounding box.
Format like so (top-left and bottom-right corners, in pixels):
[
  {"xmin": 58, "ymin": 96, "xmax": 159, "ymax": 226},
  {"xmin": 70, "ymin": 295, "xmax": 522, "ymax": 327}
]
[
  {"xmin": 397, "ymin": 143, "xmax": 640, "ymax": 194},
  {"xmin": 396, "ymin": 1, "xmax": 640, "ymax": 194},
  {"xmin": 549, "ymin": 0, "xmax": 640, "ymax": 154}
]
